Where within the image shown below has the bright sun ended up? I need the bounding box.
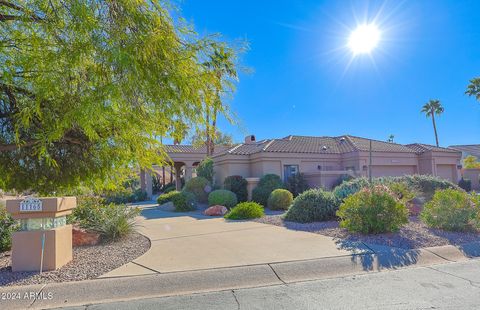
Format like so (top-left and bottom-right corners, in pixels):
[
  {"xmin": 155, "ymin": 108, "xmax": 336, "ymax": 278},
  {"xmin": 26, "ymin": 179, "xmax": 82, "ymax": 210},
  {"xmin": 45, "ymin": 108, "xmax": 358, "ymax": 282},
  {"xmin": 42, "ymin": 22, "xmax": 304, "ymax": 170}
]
[{"xmin": 348, "ymin": 24, "xmax": 381, "ymax": 55}]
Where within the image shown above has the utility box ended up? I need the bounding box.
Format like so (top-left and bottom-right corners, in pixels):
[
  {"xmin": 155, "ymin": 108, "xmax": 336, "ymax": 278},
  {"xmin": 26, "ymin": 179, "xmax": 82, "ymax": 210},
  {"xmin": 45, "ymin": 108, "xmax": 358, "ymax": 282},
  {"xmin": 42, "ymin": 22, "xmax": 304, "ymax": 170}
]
[{"xmin": 6, "ymin": 197, "xmax": 77, "ymax": 272}]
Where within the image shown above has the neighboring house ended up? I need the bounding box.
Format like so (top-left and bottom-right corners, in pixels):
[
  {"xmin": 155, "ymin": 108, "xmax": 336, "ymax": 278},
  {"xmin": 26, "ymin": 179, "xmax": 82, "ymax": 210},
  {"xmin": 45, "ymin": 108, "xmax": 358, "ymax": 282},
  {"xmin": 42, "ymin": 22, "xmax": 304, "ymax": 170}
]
[
  {"xmin": 163, "ymin": 135, "xmax": 461, "ymax": 191},
  {"xmin": 448, "ymin": 144, "xmax": 480, "ymax": 161},
  {"xmin": 449, "ymin": 144, "xmax": 480, "ymax": 191}
]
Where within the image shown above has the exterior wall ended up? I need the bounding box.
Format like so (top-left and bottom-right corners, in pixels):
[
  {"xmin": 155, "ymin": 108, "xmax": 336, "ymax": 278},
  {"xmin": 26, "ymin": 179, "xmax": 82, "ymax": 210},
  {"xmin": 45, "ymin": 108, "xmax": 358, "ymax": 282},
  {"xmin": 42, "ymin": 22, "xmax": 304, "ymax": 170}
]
[
  {"xmin": 210, "ymin": 147, "xmax": 461, "ymax": 190},
  {"xmin": 462, "ymin": 169, "xmax": 480, "ymax": 191}
]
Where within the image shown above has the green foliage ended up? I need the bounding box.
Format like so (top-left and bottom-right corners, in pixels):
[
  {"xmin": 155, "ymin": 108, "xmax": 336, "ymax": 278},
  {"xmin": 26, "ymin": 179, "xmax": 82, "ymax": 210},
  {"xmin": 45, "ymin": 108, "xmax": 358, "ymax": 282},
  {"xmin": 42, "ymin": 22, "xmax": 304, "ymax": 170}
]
[
  {"xmin": 89, "ymin": 204, "xmax": 140, "ymax": 241},
  {"xmin": 337, "ymin": 185, "xmax": 409, "ymax": 234},
  {"xmin": 331, "ymin": 174, "xmax": 354, "ymax": 189},
  {"xmin": 184, "ymin": 177, "xmax": 211, "ymax": 203},
  {"xmin": 224, "ymin": 175, "xmax": 248, "ymax": 202},
  {"xmin": 267, "ymin": 189, "xmax": 293, "ymax": 210},
  {"xmin": 104, "ymin": 188, "xmax": 148, "ymax": 204},
  {"xmin": 463, "ymin": 155, "xmax": 480, "ymax": 169},
  {"xmin": 388, "ymin": 182, "xmax": 416, "ymax": 203},
  {"xmin": 208, "ymin": 189, "xmax": 238, "ymax": 209},
  {"xmin": 196, "ymin": 157, "xmax": 214, "ymax": 183},
  {"xmin": 172, "ymin": 191, "xmax": 197, "ymax": 212},
  {"xmin": 333, "ymin": 178, "xmax": 370, "ymax": 201},
  {"xmin": 333, "ymin": 175, "xmax": 457, "ymax": 202},
  {"xmin": 284, "ymin": 189, "xmax": 339, "ymax": 223},
  {"xmin": 72, "ymin": 198, "xmax": 140, "ymax": 241},
  {"xmin": 421, "ymin": 189, "xmax": 477, "ymax": 231},
  {"xmin": 252, "ymin": 174, "xmax": 284, "ymax": 206},
  {"xmin": 285, "ymin": 172, "xmax": 310, "ymax": 197},
  {"xmin": 225, "ymin": 202, "xmax": 264, "ymax": 220},
  {"xmin": 157, "ymin": 191, "xmax": 181, "ymax": 205},
  {"xmin": 458, "ymin": 178, "xmax": 472, "ymax": 192},
  {"xmin": 0, "ymin": 201, "xmax": 18, "ymax": 252},
  {"xmin": 0, "ymin": 0, "xmax": 240, "ymax": 194}
]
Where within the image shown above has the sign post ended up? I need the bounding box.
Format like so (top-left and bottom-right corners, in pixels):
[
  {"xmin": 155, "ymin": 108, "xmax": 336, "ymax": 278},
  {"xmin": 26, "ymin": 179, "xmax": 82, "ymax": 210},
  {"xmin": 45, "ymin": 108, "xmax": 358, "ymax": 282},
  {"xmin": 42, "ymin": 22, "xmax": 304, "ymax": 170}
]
[{"xmin": 6, "ymin": 197, "xmax": 77, "ymax": 272}]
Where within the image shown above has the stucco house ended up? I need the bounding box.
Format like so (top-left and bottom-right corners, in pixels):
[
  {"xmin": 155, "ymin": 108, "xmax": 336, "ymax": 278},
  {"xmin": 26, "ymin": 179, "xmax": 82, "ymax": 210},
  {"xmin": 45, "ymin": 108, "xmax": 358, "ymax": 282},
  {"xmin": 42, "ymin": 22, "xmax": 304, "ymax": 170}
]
[{"xmin": 160, "ymin": 135, "xmax": 461, "ymax": 195}]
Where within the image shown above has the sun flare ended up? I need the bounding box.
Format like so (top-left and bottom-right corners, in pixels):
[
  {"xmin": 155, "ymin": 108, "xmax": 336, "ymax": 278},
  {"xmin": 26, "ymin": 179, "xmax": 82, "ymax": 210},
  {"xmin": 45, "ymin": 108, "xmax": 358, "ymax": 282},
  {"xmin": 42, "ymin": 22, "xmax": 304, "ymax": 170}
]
[{"xmin": 348, "ymin": 24, "xmax": 381, "ymax": 55}]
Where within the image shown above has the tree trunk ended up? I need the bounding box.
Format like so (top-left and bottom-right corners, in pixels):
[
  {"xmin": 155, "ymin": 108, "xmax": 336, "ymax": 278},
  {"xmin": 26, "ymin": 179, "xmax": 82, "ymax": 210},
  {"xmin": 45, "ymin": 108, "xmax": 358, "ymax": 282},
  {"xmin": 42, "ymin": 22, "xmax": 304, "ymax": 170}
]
[
  {"xmin": 205, "ymin": 107, "xmax": 211, "ymax": 156},
  {"xmin": 431, "ymin": 109, "xmax": 439, "ymax": 147}
]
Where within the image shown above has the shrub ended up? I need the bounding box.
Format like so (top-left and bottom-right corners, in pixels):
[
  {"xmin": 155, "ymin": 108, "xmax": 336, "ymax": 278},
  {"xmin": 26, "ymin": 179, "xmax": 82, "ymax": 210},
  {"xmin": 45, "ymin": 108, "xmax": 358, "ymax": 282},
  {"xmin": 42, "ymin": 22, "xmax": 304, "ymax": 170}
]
[
  {"xmin": 196, "ymin": 157, "xmax": 214, "ymax": 183},
  {"xmin": 333, "ymin": 175, "xmax": 457, "ymax": 202},
  {"xmin": 157, "ymin": 191, "xmax": 180, "ymax": 205},
  {"xmin": 162, "ymin": 184, "xmax": 176, "ymax": 193},
  {"xmin": 104, "ymin": 188, "xmax": 148, "ymax": 204},
  {"xmin": 267, "ymin": 189, "xmax": 293, "ymax": 210},
  {"xmin": 333, "ymin": 177, "xmax": 370, "ymax": 201},
  {"xmin": 224, "ymin": 175, "xmax": 248, "ymax": 202},
  {"xmin": 87, "ymin": 204, "xmax": 140, "ymax": 241},
  {"xmin": 0, "ymin": 202, "xmax": 18, "ymax": 252},
  {"xmin": 421, "ymin": 189, "xmax": 476, "ymax": 231},
  {"xmin": 337, "ymin": 185, "xmax": 409, "ymax": 234},
  {"xmin": 284, "ymin": 189, "xmax": 339, "ymax": 223},
  {"xmin": 285, "ymin": 172, "xmax": 310, "ymax": 197},
  {"xmin": 225, "ymin": 202, "xmax": 264, "ymax": 220},
  {"xmin": 70, "ymin": 196, "xmax": 105, "ymax": 227},
  {"xmin": 458, "ymin": 177, "xmax": 472, "ymax": 192},
  {"xmin": 388, "ymin": 182, "xmax": 415, "ymax": 203},
  {"xmin": 331, "ymin": 174, "xmax": 355, "ymax": 189},
  {"xmin": 184, "ymin": 177, "xmax": 211, "ymax": 203},
  {"xmin": 172, "ymin": 191, "xmax": 197, "ymax": 212},
  {"xmin": 252, "ymin": 174, "xmax": 284, "ymax": 206},
  {"xmin": 208, "ymin": 190, "xmax": 238, "ymax": 209}
]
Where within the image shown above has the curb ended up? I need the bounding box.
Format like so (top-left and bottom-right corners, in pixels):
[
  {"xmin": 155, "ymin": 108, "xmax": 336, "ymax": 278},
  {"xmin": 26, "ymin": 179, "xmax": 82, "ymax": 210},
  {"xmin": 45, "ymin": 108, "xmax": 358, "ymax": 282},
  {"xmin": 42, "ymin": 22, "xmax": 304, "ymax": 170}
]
[{"xmin": 0, "ymin": 242, "xmax": 478, "ymax": 309}]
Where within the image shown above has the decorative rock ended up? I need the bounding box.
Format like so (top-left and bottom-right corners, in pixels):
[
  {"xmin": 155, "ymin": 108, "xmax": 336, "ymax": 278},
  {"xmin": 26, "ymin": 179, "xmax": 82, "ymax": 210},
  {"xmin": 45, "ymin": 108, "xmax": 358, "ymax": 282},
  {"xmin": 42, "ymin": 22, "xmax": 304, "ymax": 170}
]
[
  {"xmin": 72, "ymin": 226, "xmax": 100, "ymax": 247},
  {"xmin": 204, "ymin": 205, "xmax": 228, "ymax": 216}
]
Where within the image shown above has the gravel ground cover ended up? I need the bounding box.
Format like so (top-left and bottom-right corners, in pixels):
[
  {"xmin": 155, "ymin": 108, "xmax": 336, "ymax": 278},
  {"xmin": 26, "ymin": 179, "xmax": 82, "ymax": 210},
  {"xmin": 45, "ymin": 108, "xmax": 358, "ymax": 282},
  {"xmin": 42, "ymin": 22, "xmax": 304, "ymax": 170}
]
[
  {"xmin": 0, "ymin": 232, "xmax": 150, "ymax": 286},
  {"xmin": 254, "ymin": 214, "xmax": 480, "ymax": 249}
]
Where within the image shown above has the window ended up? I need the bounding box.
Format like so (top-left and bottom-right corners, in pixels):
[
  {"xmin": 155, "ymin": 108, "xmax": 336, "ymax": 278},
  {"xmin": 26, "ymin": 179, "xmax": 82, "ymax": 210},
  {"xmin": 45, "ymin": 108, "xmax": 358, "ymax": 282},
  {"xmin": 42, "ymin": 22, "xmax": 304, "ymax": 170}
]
[{"xmin": 284, "ymin": 165, "xmax": 299, "ymax": 182}]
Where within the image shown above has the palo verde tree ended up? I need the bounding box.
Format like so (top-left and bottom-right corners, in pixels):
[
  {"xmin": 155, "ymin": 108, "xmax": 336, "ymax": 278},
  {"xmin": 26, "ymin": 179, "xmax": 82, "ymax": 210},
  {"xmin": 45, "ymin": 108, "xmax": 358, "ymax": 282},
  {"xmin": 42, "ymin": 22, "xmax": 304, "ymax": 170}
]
[
  {"xmin": 421, "ymin": 99, "xmax": 444, "ymax": 147},
  {"xmin": 0, "ymin": 1, "xmax": 240, "ymax": 193}
]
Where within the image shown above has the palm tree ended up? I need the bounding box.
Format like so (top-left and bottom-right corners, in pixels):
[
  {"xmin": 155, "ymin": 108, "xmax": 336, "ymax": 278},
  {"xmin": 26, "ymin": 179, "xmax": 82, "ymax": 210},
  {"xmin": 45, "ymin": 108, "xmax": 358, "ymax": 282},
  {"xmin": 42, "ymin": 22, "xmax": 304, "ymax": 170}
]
[
  {"xmin": 421, "ymin": 99, "xmax": 444, "ymax": 147},
  {"xmin": 202, "ymin": 46, "xmax": 238, "ymax": 156}
]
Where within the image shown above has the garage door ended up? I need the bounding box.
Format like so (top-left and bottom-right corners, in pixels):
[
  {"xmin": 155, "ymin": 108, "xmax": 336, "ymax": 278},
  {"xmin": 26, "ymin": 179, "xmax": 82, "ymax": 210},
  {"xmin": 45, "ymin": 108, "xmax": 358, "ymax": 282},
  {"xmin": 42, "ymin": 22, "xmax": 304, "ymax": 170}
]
[
  {"xmin": 436, "ymin": 164, "xmax": 455, "ymax": 182},
  {"xmin": 371, "ymin": 165, "xmax": 416, "ymax": 178}
]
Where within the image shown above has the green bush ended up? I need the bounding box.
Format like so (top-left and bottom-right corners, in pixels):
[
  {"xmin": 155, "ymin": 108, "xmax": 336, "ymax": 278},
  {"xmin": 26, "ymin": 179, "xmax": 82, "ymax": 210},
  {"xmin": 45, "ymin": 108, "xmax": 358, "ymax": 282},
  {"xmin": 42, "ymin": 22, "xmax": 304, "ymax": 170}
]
[
  {"xmin": 284, "ymin": 189, "xmax": 339, "ymax": 223},
  {"xmin": 388, "ymin": 182, "xmax": 415, "ymax": 203},
  {"xmin": 88, "ymin": 204, "xmax": 140, "ymax": 241},
  {"xmin": 70, "ymin": 196, "xmax": 105, "ymax": 227},
  {"xmin": 252, "ymin": 174, "xmax": 284, "ymax": 206},
  {"xmin": 285, "ymin": 172, "xmax": 310, "ymax": 197},
  {"xmin": 224, "ymin": 175, "xmax": 248, "ymax": 202},
  {"xmin": 421, "ymin": 189, "xmax": 476, "ymax": 231},
  {"xmin": 333, "ymin": 177, "xmax": 370, "ymax": 201},
  {"xmin": 196, "ymin": 157, "xmax": 214, "ymax": 183},
  {"xmin": 225, "ymin": 202, "xmax": 264, "ymax": 220},
  {"xmin": 267, "ymin": 189, "xmax": 293, "ymax": 210},
  {"xmin": 157, "ymin": 191, "xmax": 180, "ymax": 205},
  {"xmin": 331, "ymin": 174, "xmax": 354, "ymax": 189},
  {"xmin": 0, "ymin": 201, "xmax": 18, "ymax": 252},
  {"xmin": 208, "ymin": 189, "xmax": 238, "ymax": 209},
  {"xmin": 104, "ymin": 188, "xmax": 148, "ymax": 204},
  {"xmin": 337, "ymin": 185, "xmax": 409, "ymax": 234},
  {"xmin": 172, "ymin": 191, "xmax": 197, "ymax": 212},
  {"xmin": 458, "ymin": 177, "xmax": 472, "ymax": 192},
  {"xmin": 333, "ymin": 175, "xmax": 457, "ymax": 202},
  {"xmin": 184, "ymin": 177, "xmax": 211, "ymax": 203},
  {"xmin": 163, "ymin": 184, "xmax": 176, "ymax": 193}
]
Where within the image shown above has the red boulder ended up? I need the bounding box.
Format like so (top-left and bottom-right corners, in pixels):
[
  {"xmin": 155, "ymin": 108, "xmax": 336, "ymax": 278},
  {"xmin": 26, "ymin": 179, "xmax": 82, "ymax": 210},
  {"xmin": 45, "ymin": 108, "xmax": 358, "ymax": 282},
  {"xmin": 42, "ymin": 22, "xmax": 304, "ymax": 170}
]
[{"xmin": 204, "ymin": 205, "xmax": 228, "ymax": 216}]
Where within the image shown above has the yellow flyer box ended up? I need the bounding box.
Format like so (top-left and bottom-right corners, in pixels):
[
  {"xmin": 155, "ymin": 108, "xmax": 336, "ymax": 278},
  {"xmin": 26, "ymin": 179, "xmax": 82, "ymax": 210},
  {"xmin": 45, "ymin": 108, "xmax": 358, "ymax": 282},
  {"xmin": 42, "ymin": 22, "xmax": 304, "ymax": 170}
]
[{"xmin": 6, "ymin": 197, "xmax": 77, "ymax": 272}]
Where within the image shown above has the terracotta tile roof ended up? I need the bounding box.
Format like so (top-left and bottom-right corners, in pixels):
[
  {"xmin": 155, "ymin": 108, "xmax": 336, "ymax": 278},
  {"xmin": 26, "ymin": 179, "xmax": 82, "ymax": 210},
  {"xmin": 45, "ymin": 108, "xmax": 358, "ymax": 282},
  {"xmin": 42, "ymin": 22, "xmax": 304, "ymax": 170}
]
[
  {"xmin": 406, "ymin": 143, "xmax": 460, "ymax": 154},
  {"xmin": 449, "ymin": 144, "xmax": 480, "ymax": 158},
  {"xmin": 218, "ymin": 135, "xmax": 426, "ymax": 156},
  {"xmin": 164, "ymin": 145, "xmax": 229, "ymax": 154},
  {"xmin": 346, "ymin": 135, "xmax": 417, "ymax": 153}
]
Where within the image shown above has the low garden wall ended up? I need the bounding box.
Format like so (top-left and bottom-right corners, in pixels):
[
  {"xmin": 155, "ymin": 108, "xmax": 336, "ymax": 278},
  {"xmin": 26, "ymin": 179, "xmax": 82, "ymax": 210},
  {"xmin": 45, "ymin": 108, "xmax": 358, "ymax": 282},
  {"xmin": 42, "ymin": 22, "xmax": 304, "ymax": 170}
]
[{"xmin": 462, "ymin": 169, "xmax": 480, "ymax": 191}]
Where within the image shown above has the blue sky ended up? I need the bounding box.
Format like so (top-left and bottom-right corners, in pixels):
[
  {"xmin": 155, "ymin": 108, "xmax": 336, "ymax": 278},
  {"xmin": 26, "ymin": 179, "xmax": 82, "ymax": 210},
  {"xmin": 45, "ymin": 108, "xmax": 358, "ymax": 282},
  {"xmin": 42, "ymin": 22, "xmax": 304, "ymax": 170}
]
[{"xmin": 179, "ymin": 0, "xmax": 480, "ymax": 146}]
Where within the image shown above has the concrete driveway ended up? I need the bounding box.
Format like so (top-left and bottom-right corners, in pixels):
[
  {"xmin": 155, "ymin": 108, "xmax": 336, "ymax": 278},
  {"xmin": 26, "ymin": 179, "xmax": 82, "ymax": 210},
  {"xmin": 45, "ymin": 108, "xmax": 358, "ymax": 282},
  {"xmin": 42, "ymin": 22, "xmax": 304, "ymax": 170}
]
[{"xmin": 101, "ymin": 203, "xmax": 370, "ymax": 278}]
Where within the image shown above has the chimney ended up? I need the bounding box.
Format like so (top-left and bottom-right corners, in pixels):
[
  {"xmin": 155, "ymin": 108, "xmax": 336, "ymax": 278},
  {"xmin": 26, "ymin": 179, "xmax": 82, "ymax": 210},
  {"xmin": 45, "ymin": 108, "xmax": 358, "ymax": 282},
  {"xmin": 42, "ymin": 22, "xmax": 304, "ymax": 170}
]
[{"xmin": 244, "ymin": 135, "xmax": 256, "ymax": 144}]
